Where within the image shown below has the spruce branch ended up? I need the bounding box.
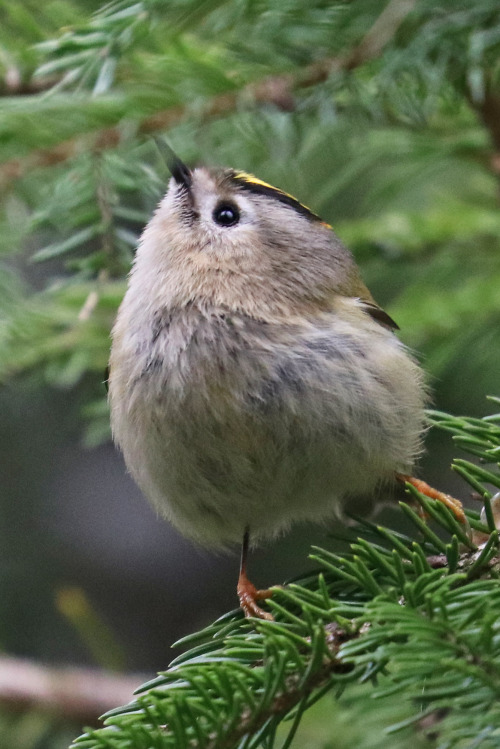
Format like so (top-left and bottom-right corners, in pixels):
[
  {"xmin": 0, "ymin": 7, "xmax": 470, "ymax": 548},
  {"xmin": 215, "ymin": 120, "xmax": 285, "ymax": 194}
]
[
  {"xmin": 68, "ymin": 403, "xmax": 500, "ymax": 749},
  {"xmin": 0, "ymin": 0, "xmax": 417, "ymax": 189}
]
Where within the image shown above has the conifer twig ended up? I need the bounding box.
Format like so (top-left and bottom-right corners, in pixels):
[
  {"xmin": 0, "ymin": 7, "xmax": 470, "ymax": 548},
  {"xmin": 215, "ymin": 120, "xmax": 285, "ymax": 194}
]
[
  {"xmin": 0, "ymin": 0, "xmax": 417, "ymax": 188},
  {"xmin": 68, "ymin": 402, "xmax": 500, "ymax": 749}
]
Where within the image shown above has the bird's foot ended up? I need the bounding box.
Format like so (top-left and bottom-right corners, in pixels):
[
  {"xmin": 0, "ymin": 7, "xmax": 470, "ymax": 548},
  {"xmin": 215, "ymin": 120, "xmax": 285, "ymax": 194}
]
[
  {"xmin": 395, "ymin": 473, "xmax": 467, "ymax": 525},
  {"xmin": 237, "ymin": 570, "xmax": 273, "ymax": 620}
]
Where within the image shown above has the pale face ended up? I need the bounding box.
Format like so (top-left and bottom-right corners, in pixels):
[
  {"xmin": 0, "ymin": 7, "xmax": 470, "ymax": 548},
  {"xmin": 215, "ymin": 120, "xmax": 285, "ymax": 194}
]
[
  {"xmin": 129, "ymin": 164, "xmax": 365, "ymax": 318},
  {"xmin": 164, "ymin": 168, "xmax": 265, "ymax": 261}
]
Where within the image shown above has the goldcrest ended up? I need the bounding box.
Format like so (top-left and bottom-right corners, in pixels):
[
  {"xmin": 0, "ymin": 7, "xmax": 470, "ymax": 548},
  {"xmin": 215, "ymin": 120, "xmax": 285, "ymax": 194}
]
[{"xmin": 108, "ymin": 149, "xmax": 427, "ymax": 616}]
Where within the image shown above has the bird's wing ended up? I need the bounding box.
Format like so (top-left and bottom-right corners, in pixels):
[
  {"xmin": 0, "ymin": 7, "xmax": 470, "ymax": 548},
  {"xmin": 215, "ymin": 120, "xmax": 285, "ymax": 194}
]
[{"xmin": 359, "ymin": 300, "xmax": 399, "ymax": 331}]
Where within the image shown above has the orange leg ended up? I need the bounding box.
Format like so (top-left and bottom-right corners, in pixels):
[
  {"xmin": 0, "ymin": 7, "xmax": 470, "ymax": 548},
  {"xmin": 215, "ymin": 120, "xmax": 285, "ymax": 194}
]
[
  {"xmin": 237, "ymin": 528, "xmax": 273, "ymax": 620},
  {"xmin": 395, "ymin": 473, "xmax": 466, "ymax": 524}
]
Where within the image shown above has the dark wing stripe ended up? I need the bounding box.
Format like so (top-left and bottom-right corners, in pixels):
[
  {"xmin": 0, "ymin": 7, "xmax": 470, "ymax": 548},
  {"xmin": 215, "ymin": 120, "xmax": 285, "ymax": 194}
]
[{"xmin": 362, "ymin": 302, "xmax": 399, "ymax": 330}]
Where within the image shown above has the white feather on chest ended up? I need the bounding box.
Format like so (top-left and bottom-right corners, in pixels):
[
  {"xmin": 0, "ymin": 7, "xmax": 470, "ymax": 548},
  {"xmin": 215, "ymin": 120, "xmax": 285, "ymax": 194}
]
[{"xmin": 109, "ymin": 300, "xmax": 425, "ymax": 548}]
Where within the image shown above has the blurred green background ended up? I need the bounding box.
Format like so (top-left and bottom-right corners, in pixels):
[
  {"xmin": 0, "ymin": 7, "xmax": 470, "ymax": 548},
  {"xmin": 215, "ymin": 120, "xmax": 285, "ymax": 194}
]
[{"xmin": 1, "ymin": 0, "xmax": 500, "ymax": 746}]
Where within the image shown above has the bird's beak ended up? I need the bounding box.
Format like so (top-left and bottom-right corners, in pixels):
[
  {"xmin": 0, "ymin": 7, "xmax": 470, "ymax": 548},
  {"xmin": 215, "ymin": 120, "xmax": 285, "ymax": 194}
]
[{"xmin": 154, "ymin": 137, "xmax": 192, "ymax": 190}]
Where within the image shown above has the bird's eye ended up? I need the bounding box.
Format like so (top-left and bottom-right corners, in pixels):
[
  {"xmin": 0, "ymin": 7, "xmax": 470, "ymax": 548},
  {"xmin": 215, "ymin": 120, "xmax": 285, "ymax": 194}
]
[{"xmin": 213, "ymin": 202, "xmax": 240, "ymax": 227}]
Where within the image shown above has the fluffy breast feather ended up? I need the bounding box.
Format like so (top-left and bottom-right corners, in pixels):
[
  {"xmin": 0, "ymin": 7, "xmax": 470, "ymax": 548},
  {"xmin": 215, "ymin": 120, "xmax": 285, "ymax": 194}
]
[{"xmin": 109, "ymin": 303, "xmax": 426, "ymax": 548}]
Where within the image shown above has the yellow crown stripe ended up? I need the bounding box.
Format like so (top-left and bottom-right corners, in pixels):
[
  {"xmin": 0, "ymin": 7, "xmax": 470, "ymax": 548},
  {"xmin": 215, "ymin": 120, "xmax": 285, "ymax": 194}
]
[
  {"xmin": 233, "ymin": 170, "xmax": 315, "ymax": 211},
  {"xmin": 231, "ymin": 170, "xmax": 331, "ymax": 226},
  {"xmin": 234, "ymin": 172, "xmax": 276, "ymax": 190}
]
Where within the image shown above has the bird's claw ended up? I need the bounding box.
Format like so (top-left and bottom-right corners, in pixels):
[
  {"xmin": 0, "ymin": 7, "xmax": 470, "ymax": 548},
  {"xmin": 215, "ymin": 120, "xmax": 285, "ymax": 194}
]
[
  {"xmin": 237, "ymin": 575, "xmax": 274, "ymax": 620},
  {"xmin": 396, "ymin": 473, "xmax": 467, "ymax": 525}
]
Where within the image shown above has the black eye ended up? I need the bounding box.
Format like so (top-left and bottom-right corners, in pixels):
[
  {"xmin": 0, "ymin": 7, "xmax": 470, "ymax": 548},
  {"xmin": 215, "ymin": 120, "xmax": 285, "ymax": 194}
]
[{"xmin": 213, "ymin": 202, "xmax": 240, "ymax": 227}]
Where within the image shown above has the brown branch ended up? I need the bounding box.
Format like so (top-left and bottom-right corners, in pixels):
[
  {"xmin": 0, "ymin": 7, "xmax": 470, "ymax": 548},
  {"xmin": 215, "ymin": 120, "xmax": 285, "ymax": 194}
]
[
  {"xmin": 472, "ymin": 80, "xmax": 500, "ymax": 154},
  {"xmin": 342, "ymin": 0, "xmax": 418, "ymax": 69},
  {"xmin": 0, "ymin": 71, "xmax": 61, "ymax": 96},
  {"xmin": 0, "ymin": 655, "xmax": 148, "ymax": 724},
  {"xmin": 0, "ymin": 0, "xmax": 417, "ymax": 189},
  {"xmin": 472, "ymin": 81, "xmax": 500, "ymax": 179}
]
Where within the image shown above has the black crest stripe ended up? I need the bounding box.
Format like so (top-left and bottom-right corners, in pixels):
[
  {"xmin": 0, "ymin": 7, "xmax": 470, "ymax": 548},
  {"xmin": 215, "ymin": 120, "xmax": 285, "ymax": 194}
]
[{"xmin": 229, "ymin": 171, "xmax": 323, "ymax": 222}]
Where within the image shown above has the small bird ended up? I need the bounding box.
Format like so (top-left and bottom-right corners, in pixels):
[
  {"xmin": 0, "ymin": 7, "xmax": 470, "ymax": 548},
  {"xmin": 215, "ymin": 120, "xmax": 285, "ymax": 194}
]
[{"xmin": 108, "ymin": 145, "xmax": 464, "ymax": 619}]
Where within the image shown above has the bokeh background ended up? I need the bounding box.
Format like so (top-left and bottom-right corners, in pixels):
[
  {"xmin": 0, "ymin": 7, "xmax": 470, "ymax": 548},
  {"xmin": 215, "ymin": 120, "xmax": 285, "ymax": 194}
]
[{"xmin": 1, "ymin": 1, "xmax": 500, "ymax": 747}]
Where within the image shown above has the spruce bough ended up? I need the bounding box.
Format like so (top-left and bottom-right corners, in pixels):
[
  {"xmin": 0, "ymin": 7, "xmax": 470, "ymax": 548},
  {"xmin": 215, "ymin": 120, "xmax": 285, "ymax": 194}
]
[{"xmin": 72, "ymin": 401, "xmax": 500, "ymax": 749}]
